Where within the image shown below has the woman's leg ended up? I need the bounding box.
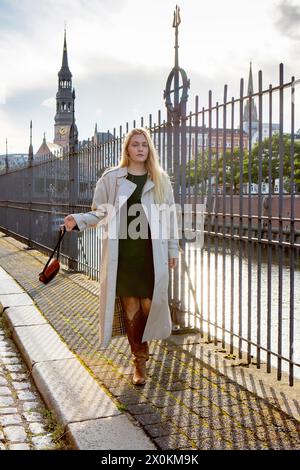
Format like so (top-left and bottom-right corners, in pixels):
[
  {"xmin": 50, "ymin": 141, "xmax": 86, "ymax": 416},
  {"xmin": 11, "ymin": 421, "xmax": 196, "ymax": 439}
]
[
  {"xmin": 140, "ymin": 297, "xmax": 152, "ymax": 317},
  {"xmin": 121, "ymin": 296, "xmax": 149, "ymax": 385},
  {"xmin": 121, "ymin": 296, "xmax": 140, "ymax": 320}
]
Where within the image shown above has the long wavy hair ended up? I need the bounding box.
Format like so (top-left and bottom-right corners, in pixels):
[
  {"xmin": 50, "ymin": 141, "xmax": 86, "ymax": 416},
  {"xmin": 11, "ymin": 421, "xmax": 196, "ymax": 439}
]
[{"xmin": 118, "ymin": 127, "xmax": 169, "ymax": 203}]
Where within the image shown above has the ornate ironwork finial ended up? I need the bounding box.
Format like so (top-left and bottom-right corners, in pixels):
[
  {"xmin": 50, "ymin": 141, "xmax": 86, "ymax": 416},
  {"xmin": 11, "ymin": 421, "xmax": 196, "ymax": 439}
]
[
  {"xmin": 172, "ymin": 5, "xmax": 181, "ymax": 28},
  {"xmin": 173, "ymin": 5, "xmax": 181, "ymax": 29},
  {"xmin": 164, "ymin": 5, "xmax": 189, "ymax": 120},
  {"xmin": 5, "ymin": 137, "xmax": 9, "ymax": 171}
]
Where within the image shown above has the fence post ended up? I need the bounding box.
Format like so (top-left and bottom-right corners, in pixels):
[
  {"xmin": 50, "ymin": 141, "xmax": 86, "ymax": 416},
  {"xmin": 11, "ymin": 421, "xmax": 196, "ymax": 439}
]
[
  {"xmin": 68, "ymin": 89, "xmax": 79, "ymax": 270},
  {"xmin": 164, "ymin": 5, "xmax": 190, "ymax": 331},
  {"xmin": 27, "ymin": 120, "xmax": 34, "ymax": 249}
]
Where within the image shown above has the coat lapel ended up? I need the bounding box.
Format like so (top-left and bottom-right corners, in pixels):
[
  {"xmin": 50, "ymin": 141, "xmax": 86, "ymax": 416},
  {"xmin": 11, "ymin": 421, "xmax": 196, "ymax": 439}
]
[{"xmin": 115, "ymin": 166, "xmax": 155, "ymax": 215}]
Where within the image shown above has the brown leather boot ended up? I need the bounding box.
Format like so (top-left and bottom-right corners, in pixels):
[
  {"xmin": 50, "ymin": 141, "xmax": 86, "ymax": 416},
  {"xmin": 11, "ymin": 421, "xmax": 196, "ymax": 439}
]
[{"xmin": 124, "ymin": 310, "xmax": 149, "ymax": 386}]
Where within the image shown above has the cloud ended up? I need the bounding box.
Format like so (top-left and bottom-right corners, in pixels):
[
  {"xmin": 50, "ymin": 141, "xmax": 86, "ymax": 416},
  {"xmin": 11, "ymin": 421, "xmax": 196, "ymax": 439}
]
[
  {"xmin": 0, "ymin": 81, "xmax": 6, "ymax": 105},
  {"xmin": 275, "ymin": 0, "xmax": 300, "ymax": 39},
  {"xmin": 42, "ymin": 97, "xmax": 56, "ymax": 109},
  {"xmin": 0, "ymin": 0, "xmax": 299, "ymax": 154}
]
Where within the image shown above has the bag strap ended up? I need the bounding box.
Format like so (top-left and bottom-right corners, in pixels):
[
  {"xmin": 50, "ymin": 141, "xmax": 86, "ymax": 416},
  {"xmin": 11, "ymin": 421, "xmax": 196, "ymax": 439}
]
[{"xmin": 42, "ymin": 227, "xmax": 66, "ymax": 273}]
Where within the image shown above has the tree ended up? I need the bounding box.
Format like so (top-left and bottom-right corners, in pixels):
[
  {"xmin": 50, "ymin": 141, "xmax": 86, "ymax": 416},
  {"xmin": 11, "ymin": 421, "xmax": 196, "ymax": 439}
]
[{"xmin": 186, "ymin": 133, "xmax": 300, "ymax": 193}]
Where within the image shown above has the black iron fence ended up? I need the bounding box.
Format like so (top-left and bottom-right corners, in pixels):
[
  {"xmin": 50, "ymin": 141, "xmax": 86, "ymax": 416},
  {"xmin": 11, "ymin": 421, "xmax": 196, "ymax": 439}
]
[{"xmin": 0, "ymin": 63, "xmax": 299, "ymax": 385}]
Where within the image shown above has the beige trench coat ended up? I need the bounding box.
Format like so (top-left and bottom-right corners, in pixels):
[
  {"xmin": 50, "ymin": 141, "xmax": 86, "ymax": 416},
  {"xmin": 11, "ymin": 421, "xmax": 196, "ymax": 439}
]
[{"xmin": 72, "ymin": 166, "xmax": 179, "ymax": 349}]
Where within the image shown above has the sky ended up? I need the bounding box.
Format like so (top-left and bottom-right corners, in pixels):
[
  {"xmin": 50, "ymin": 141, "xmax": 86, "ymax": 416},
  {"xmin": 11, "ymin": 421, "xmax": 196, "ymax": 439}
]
[{"xmin": 0, "ymin": 0, "xmax": 300, "ymax": 154}]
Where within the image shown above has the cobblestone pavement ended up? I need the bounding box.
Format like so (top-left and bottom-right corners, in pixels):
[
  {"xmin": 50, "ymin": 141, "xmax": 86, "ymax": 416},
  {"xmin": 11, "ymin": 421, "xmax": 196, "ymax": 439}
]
[
  {"xmin": 1, "ymin": 233, "xmax": 300, "ymax": 450},
  {"xmin": 0, "ymin": 312, "xmax": 70, "ymax": 450}
]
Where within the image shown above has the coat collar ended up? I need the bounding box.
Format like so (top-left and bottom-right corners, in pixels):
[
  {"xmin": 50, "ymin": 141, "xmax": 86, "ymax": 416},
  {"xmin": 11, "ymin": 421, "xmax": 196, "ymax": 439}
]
[{"xmin": 117, "ymin": 166, "xmax": 155, "ymax": 194}]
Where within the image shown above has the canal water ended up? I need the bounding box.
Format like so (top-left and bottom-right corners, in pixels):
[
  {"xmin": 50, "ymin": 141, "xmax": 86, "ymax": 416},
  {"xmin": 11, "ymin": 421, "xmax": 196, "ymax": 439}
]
[{"xmin": 177, "ymin": 241, "xmax": 300, "ymax": 380}]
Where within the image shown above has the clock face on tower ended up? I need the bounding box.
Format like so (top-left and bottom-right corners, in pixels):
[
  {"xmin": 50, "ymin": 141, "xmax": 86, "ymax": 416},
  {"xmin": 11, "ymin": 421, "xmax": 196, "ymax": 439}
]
[{"xmin": 59, "ymin": 126, "xmax": 68, "ymax": 136}]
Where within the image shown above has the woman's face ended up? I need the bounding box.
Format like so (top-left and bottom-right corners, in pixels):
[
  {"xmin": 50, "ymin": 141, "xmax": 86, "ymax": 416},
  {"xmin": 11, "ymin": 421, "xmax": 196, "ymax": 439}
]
[{"xmin": 127, "ymin": 134, "xmax": 149, "ymax": 164}]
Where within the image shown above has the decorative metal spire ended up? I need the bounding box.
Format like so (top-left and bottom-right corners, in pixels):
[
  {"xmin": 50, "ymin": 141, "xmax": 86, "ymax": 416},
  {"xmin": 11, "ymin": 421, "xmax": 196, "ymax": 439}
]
[
  {"xmin": 28, "ymin": 120, "xmax": 34, "ymax": 164},
  {"xmin": 5, "ymin": 137, "xmax": 8, "ymax": 171},
  {"xmin": 164, "ymin": 5, "xmax": 189, "ymax": 119},
  {"xmin": 173, "ymin": 5, "xmax": 181, "ymax": 69},
  {"xmin": 69, "ymin": 88, "xmax": 78, "ymax": 149}
]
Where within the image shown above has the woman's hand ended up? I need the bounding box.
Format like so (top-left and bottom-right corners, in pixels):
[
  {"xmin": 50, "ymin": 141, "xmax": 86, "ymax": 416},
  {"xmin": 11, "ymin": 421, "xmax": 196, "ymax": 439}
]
[
  {"xmin": 168, "ymin": 258, "xmax": 178, "ymax": 269},
  {"xmin": 61, "ymin": 215, "xmax": 77, "ymax": 232}
]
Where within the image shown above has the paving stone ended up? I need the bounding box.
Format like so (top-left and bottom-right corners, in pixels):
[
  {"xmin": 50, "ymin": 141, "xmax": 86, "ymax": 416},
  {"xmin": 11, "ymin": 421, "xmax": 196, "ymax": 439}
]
[
  {"xmin": 5, "ymin": 365, "xmax": 26, "ymax": 372},
  {"xmin": 91, "ymin": 384, "xmax": 130, "ymax": 397},
  {"xmin": 217, "ymin": 425, "xmax": 257, "ymax": 444},
  {"xmin": 0, "ymin": 407, "xmax": 18, "ymax": 415},
  {"xmin": 22, "ymin": 411, "xmax": 44, "ymax": 423},
  {"xmin": 118, "ymin": 394, "xmax": 148, "ymax": 405},
  {"xmin": 192, "ymin": 436, "xmax": 232, "ymax": 450},
  {"xmin": 12, "ymin": 381, "xmax": 31, "ymax": 390},
  {"xmin": 149, "ymin": 395, "xmax": 179, "ymax": 409},
  {"xmin": 143, "ymin": 388, "xmax": 169, "ymax": 398},
  {"xmin": 31, "ymin": 434, "xmax": 56, "ymax": 450},
  {"xmin": 125, "ymin": 403, "xmax": 158, "ymax": 415},
  {"xmin": 154, "ymin": 433, "xmax": 194, "ymax": 450},
  {"xmin": 0, "ymin": 396, "xmax": 15, "ymax": 407},
  {"xmin": 253, "ymin": 426, "xmax": 300, "ymax": 447},
  {"xmin": 182, "ymin": 425, "xmax": 217, "ymax": 441},
  {"xmin": 10, "ymin": 373, "xmax": 29, "ymax": 382},
  {"xmin": 0, "ymin": 386, "xmax": 11, "ymax": 396},
  {"xmin": 9, "ymin": 443, "xmax": 31, "ymax": 450},
  {"xmin": 0, "ymin": 377, "xmax": 9, "ymax": 386},
  {"xmin": 170, "ymin": 412, "xmax": 209, "ymax": 428},
  {"xmin": 0, "ymin": 342, "xmax": 12, "ymax": 349},
  {"xmin": 164, "ymin": 382, "xmax": 191, "ymax": 392},
  {"xmin": 267, "ymin": 441, "xmax": 300, "ymax": 450},
  {"xmin": 223, "ymin": 404, "xmax": 289, "ymax": 429},
  {"xmin": 16, "ymin": 390, "xmax": 39, "ymax": 401},
  {"xmin": 218, "ymin": 402, "xmax": 255, "ymax": 419},
  {"xmin": 0, "ymin": 351, "xmax": 18, "ymax": 357},
  {"xmin": 28, "ymin": 422, "xmax": 47, "ymax": 435},
  {"xmin": 172, "ymin": 390, "xmax": 211, "ymax": 408},
  {"xmin": 135, "ymin": 412, "xmax": 166, "ymax": 426},
  {"xmin": 1, "ymin": 357, "xmax": 20, "ymax": 365},
  {"xmin": 230, "ymin": 439, "xmax": 269, "ymax": 450},
  {"xmin": 206, "ymin": 392, "xmax": 242, "ymax": 408},
  {"xmin": 3, "ymin": 425, "xmax": 27, "ymax": 442},
  {"xmin": 200, "ymin": 412, "xmax": 236, "ymax": 431},
  {"xmin": 0, "ymin": 414, "xmax": 23, "ymax": 426},
  {"xmin": 22, "ymin": 402, "xmax": 42, "ymax": 411},
  {"xmin": 144, "ymin": 422, "xmax": 176, "ymax": 438}
]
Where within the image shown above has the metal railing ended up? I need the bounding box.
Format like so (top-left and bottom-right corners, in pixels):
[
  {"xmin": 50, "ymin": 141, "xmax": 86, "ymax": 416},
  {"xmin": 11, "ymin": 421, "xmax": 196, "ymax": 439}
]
[{"xmin": 0, "ymin": 63, "xmax": 299, "ymax": 385}]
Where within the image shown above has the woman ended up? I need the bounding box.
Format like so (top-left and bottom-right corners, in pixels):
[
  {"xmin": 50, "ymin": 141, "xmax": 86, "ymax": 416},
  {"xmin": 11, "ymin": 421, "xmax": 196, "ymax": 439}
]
[{"xmin": 63, "ymin": 128, "xmax": 179, "ymax": 385}]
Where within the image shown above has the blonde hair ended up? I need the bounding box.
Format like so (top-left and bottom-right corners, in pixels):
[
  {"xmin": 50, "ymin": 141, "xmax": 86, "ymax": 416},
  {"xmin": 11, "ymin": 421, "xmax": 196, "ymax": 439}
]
[{"xmin": 118, "ymin": 127, "xmax": 170, "ymax": 203}]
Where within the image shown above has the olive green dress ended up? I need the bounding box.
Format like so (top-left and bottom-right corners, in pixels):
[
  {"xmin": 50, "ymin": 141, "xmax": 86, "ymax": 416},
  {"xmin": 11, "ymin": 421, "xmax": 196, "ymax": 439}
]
[{"xmin": 116, "ymin": 172, "xmax": 155, "ymax": 299}]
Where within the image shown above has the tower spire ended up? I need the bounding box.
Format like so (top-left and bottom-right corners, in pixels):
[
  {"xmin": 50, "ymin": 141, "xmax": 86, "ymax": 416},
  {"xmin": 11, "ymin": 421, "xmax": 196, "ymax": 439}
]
[
  {"xmin": 243, "ymin": 61, "xmax": 258, "ymax": 141},
  {"xmin": 247, "ymin": 61, "xmax": 254, "ymax": 96},
  {"xmin": 55, "ymin": 27, "xmax": 75, "ymax": 146},
  {"xmin": 28, "ymin": 120, "xmax": 34, "ymax": 164},
  {"xmin": 60, "ymin": 23, "xmax": 71, "ymax": 74}
]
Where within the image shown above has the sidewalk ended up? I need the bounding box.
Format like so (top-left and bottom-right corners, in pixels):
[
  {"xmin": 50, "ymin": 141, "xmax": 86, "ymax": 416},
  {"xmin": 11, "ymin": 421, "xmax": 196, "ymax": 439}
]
[
  {"xmin": 0, "ymin": 231, "xmax": 300, "ymax": 450},
  {"xmin": 0, "ymin": 301, "xmax": 70, "ymax": 449}
]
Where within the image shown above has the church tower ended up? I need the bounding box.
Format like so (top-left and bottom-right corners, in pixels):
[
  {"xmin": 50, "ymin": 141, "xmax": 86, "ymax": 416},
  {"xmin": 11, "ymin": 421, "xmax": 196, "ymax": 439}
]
[
  {"xmin": 54, "ymin": 27, "xmax": 76, "ymax": 147},
  {"xmin": 243, "ymin": 62, "xmax": 259, "ymax": 144}
]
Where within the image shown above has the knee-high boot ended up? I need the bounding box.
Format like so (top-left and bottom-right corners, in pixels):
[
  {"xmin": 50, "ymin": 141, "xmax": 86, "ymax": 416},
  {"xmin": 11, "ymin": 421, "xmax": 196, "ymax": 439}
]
[{"xmin": 124, "ymin": 310, "xmax": 149, "ymax": 385}]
